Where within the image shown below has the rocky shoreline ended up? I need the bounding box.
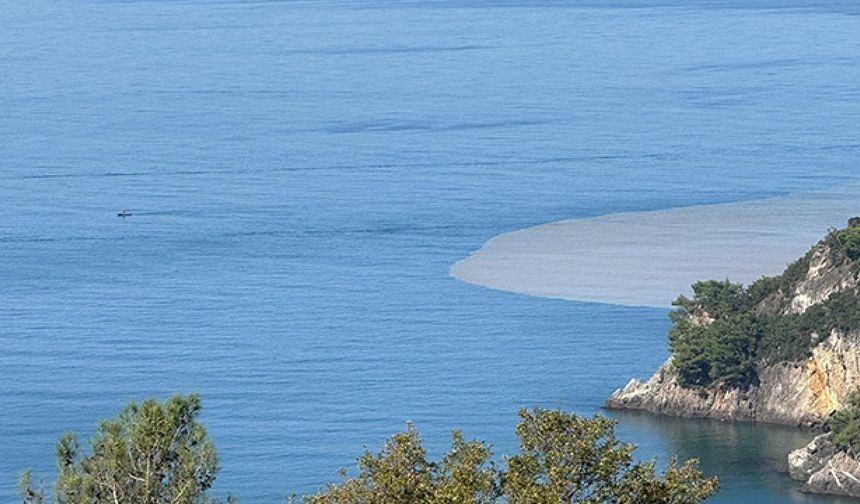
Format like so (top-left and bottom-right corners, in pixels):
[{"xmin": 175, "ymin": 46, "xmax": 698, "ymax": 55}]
[
  {"xmin": 605, "ymin": 331, "xmax": 860, "ymax": 428},
  {"xmin": 604, "ymin": 332, "xmax": 860, "ymax": 498},
  {"xmin": 789, "ymin": 434, "xmax": 860, "ymax": 498}
]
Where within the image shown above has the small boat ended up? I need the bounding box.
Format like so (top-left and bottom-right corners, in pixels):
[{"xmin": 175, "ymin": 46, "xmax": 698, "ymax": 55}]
[{"xmin": 117, "ymin": 209, "xmax": 132, "ymax": 218}]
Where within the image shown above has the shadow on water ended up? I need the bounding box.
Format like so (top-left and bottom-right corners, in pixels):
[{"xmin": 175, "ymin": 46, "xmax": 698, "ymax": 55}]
[{"xmin": 606, "ymin": 410, "xmax": 859, "ymax": 503}]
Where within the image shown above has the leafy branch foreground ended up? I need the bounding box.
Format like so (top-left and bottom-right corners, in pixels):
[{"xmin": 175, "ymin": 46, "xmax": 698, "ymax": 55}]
[{"xmin": 20, "ymin": 395, "xmax": 718, "ymax": 504}]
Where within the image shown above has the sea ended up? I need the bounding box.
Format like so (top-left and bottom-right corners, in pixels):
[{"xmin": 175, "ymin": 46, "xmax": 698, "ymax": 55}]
[{"xmin": 2, "ymin": 0, "xmax": 860, "ymax": 502}]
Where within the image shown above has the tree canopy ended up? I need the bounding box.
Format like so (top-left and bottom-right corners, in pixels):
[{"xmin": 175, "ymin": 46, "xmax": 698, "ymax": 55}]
[
  {"xmin": 668, "ymin": 280, "xmax": 762, "ymax": 388},
  {"xmin": 19, "ymin": 394, "xmax": 232, "ymax": 504},
  {"xmin": 20, "ymin": 401, "xmax": 717, "ymax": 503},
  {"xmin": 304, "ymin": 424, "xmax": 497, "ymax": 504},
  {"xmin": 307, "ymin": 408, "xmax": 718, "ymax": 504}
]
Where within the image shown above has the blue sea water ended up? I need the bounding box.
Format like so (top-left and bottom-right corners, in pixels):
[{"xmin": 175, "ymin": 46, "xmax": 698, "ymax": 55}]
[{"xmin": 2, "ymin": 0, "xmax": 860, "ymax": 502}]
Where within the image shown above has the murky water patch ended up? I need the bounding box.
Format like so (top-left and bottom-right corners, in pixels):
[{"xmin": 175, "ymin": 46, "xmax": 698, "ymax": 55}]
[{"xmin": 452, "ymin": 184, "xmax": 860, "ymax": 307}]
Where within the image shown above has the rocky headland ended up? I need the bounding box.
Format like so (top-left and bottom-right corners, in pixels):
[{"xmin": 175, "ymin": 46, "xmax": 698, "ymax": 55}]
[{"xmin": 605, "ymin": 218, "xmax": 860, "ymax": 497}]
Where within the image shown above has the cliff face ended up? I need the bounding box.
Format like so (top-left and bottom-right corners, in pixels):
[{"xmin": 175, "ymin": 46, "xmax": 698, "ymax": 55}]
[
  {"xmin": 605, "ymin": 331, "xmax": 860, "ymax": 427},
  {"xmin": 785, "ymin": 244, "xmax": 858, "ymax": 315},
  {"xmin": 788, "ymin": 433, "xmax": 860, "ymax": 497}
]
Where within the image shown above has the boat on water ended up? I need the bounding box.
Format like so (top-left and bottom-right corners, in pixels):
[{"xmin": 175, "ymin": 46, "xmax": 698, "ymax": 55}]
[{"xmin": 117, "ymin": 210, "xmax": 132, "ymax": 218}]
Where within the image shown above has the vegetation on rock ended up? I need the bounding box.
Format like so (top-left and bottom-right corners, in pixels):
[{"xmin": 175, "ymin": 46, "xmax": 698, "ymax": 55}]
[
  {"xmin": 836, "ymin": 218, "xmax": 860, "ymax": 261},
  {"xmin": 830, "ymin": 390, "xmax": 860, "ymax": 457},
  {"xmin": 669, "ymin": 218, "xmax": 860, "ymax": 389}
]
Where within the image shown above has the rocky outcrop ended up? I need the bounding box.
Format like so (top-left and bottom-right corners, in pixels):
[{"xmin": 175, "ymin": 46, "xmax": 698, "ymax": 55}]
[
  {"xmin": 788, "ymin": 434, "xmax": 860, "ymax": 498},
  {"xmin": 605, "ymin": 332, "xmax": 860, "ymax": 427},
  {"xmin": 787, "ymin": 245, "xmax": 858, "ymax": 315},
  {"xmin": 606, "ymin": 223, "xmax": 860, "ymax": 498},
  {"xmin": 606, "ymin": 228, "xmax": 860, "ymax": 426},
  {"xmin": 789, "ymin": 433, "xmax": 839, "ymax": 480}
]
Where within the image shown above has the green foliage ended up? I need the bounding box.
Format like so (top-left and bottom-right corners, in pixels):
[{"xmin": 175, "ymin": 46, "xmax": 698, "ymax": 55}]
[
  {"xmin": 811, "ymin": 288, "xmax": 860, "ymax": 335},
  {"xmin": 305, "ymin": 424, "xmax": 498, "ymax": 504},
  {"xmin": 19, "ymin": 394, "xmax": 231, "ymax": 504},
  {"xmin": 836, "ymin": 225, "xmax": 860, "ymax": 261},
  {"xmin": 778, "ymin": 253, "xmax": 814, "ymax": 297},
  {"xmin": 755, "ymin": 313, "xmax": 809, "ymax": 363},
  {"xmin": 504, "ymin": 408, "xmax": 716, "ymax": 503},
  {"xmin": 689, "ymin": 280, "xmax": 752, "ymax": 318},
  {"xmin": 668, "ymin": 281, "xmax": 761, "ymax": 388},
  {"xmin": 830, "ymin": 390, "xmax": 860, "ymax": 456},
  {"xmin": 435, "ymin": 432, "xmax": 498, "ymax": 503},
  {"xmin": 746, "ymin": 250, "xmax": 814, "ymax": 311},
  {"xmin": 747, "ymin": 275, "xmax": 781, "ymax": 306},
  {"xmin": 308, "ymin": 408, "xmax": 718, "ymax": 504},
  {"xmin": 21, "ymin": 401, "xmax": 717, "ymax": 504},
  {"xmin": 504, "ymin": 409, "xmax": 634, "ymax": 503},
  {"xmin": 669, "ymin": 312, "xmax": 762, "ymax": 389},
  {"xmin": 18, "ymin": 471, "xmax": 45, "ymax": 504},
  {"xmin": 670, "ymin": 286, "xmax": 860, "ymax": 388}
]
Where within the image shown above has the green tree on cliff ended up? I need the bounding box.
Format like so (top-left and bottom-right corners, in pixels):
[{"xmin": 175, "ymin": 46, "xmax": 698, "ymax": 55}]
[{"xmin": 668, "ymin": 280, "xmax": 760, "ymax": 388}]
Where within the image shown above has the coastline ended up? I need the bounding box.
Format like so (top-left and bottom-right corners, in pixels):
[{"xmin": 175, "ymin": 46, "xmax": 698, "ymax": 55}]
[{"xmin": 450, "ymin": 184, "xmax": 860, "ymax": 308}]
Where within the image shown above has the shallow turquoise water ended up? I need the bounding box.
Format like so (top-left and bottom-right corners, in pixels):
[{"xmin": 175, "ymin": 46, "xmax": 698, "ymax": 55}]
[{"xmin": 2, "ymin": 0, "xmax": 860, "ymax": 502}]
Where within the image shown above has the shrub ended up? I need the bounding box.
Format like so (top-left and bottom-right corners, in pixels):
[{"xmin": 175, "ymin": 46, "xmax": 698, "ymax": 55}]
[
  {"xmin": 830, "ymin": 390, "xmax": 860, "ymax": 456},
  {"xmin": 837, "ymin": 226, "xmax": 860, "ymax": 261}
]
